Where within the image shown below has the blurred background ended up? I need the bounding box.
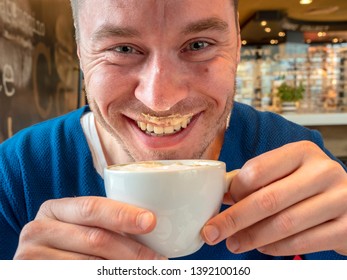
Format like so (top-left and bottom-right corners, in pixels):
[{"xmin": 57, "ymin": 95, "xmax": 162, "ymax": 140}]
[{"xmin": 237, "ymin": 0, "xmax": 347, "ymax": 165}]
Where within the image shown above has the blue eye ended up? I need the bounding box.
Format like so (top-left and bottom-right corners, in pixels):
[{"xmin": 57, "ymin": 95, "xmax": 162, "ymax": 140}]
[
  {"xmin": 188, "ymin": 41, "xmax": 210, "ymax": 51},
  {"xmin": 114, "ymin": 45, "xmax": 138, "ymax": 54}
]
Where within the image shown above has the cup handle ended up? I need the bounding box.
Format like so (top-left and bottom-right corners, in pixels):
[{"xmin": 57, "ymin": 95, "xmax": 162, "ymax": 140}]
[{"xmin": 225, "ymin": 169, "xmax": 239, "ymax": 193}]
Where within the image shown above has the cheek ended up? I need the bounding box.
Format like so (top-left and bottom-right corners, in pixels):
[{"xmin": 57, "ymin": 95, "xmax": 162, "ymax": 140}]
[
  {"xmin": 85, "ymin": 66, "xmax": 135, "ymax": 108},
  {"xmin": 193, "ymin": 61, "xmax": 235, "ymax": 106}
]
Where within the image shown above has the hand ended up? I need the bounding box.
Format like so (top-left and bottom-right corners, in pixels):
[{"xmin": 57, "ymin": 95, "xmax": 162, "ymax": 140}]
[
  {"xmin": 14, "ymin": 196, "xmax": 166, "ymax": 260},
  {"xmin": 202, "ymin": 141, "xmax": 347, "ymax": 256}
]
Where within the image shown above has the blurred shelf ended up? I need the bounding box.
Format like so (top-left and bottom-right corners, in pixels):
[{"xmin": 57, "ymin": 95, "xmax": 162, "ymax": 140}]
[{"xmin": 281, "ymin": 112, "xmax": 347, "ymax": 126}]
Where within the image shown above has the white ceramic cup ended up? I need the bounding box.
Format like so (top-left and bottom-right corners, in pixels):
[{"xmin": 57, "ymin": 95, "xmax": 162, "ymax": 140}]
[{"xmin": 104, "ymin": 159, "xmax": 236, "ymax": 258}]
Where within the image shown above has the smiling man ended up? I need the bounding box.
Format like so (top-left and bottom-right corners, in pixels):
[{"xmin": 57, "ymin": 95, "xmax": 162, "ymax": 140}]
[{"xmin": 1, "ymin": 0, "xmax": 347, "ymax": 260}]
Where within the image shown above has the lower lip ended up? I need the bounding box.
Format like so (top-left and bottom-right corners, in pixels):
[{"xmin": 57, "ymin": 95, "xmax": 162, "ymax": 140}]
[{"xmin": 126, "ymin": 114, "xmax": 201, "ymax": 149}]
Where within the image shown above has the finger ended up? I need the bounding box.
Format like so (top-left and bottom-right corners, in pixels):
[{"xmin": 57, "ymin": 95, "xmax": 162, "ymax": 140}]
[
  {"xmin": 18, "ymin": 218, "xmax": 166, "ymax": 260},
  {"xmin": 202, "ymin": 161, "xmax": 337, "ymax": 245},
  {"xmin": 222, "ymin": 192, "xmax": 235, "ymax": 205},
  {"xmin": 225, "ymin": 186, "xmax": 347, "ymax": 254},
  {"xmin": 223, "ymin": 169, "xmax": 240, "ymax": 205},
  {"xmin": 231, "ymin": 141, "xmax": 326, "ymax": 202},
  {"xmin": 36, "ymin": 196, "xmax": 156, "ymax": 234},
  {"xmin": 15, "ymin": 245, "xmax": 105, "ymax": 260},
  {"xmin": 256, "ymin": 216, "xmax": 347, "ymax": 256},
  {"xmin": 15, "ymin": 219, "xmax": 105, "ymax": 259}
]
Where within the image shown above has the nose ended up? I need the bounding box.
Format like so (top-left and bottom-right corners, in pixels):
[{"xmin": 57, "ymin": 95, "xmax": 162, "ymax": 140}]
[{"xmin": 135, "ymin": 53, "xmax": 188, "ymax": 112}]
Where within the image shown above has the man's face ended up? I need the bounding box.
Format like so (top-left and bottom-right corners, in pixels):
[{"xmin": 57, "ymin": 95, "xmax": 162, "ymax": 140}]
[{"xmin": 77, "ymin": 0, "xmax": 240, "ymax": 162}]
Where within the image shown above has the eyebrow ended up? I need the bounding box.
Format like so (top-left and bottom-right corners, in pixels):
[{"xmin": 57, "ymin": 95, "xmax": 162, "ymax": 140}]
[
  {"xmin": 181, "ymin": 17, "xmax": 229, "ymax": 35},
  {"xmin": 90, "ymin": 17, "xmax": 229, "ymax": 43},
  {"xmin": 91, "ymin": 24, "xmax": 140, "ymax": 42}
]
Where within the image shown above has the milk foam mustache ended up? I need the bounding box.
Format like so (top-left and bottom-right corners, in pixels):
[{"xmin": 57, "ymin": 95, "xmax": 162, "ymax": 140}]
[
  {"xmin": 104, "ymin": 160, "xmax": 236, "ymax": 258},
  {"xmin": 136, "ymin": 113, "xmax": 194, "ymax": 136}
]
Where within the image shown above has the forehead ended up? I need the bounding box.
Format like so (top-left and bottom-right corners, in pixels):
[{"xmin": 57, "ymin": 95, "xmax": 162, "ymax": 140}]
[{"xmin": 78, "ymin": 0, "xmax": 236, "ymax": 38}]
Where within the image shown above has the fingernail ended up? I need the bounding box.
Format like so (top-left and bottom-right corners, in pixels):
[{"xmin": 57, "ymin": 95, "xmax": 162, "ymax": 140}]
[
  {"xmin": 227, "ymin": 237, "xmax": 240, "ymax": 252},
  {"xmin": 203, "ymin": 225, "xmax": 220, "ymax": 243},
  {"xmin": 137, "ymin": 212, "xmax": 154, "ymax": 230}
]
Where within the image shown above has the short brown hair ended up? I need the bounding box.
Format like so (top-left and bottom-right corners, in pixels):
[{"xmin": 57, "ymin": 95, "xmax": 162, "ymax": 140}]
[
  {"xmin": 70, "ymin": 0, "xmax": 239, "ymax": 41},
  {"xmin": 70, "ymin": 0, "xmax": 84, "ymax": 41}
]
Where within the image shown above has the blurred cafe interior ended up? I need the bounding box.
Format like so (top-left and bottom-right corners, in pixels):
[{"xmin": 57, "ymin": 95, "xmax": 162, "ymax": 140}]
[{"xmin": 0, "ymin": 0, "xmax": 346, "ymax": 165}]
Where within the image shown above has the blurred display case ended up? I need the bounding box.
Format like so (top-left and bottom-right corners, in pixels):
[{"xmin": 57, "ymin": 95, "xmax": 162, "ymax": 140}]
[
  {"xmin": 237, "ymin": 43, "xmax": 347, "ymax": 159},
  {"xmin": 237, "ymin": 43, "xmax": 347, "ymax": 113}
]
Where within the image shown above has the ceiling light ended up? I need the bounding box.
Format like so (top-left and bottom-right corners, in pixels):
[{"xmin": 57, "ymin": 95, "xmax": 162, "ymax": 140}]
[
  {"xmin": 306, "ymin": 39, "xmax": 312, "ymax": 44},
  {"xmin": 278, "ymin": 32, "xmax": 286, "ymax": 37},
  {"xmin": 332, "ymin": 38, "xmax": 339, "ymax": 43},
  {"xmin": 270, "ymin": 39, "xmax": 278, "ymax": 45},
  {"xmin": 242, "ymin": 40, "xmax": 247, "ymax": 45},
  {"xmin": 265, "ymin": 27, "xmax": 271, "ymax": 33},
  {"xmin": 300, "ymin": 0, "xmax": 313, "ymax": 4},
  {"xmin": 260, "ymin": 21, "xmax": 267, "ymax": 26},
  {"xmin": 317, "ymin": 32, "xmax": 327, "ymax": 37}
]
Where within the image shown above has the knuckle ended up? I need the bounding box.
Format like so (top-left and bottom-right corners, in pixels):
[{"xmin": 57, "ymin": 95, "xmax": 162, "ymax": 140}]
[
  {"xmin": 273, "ymin": 212, "xmax": 294, "ymax": 235},
  {"xmin": 112, "ymin": 203, "xmax": 134, "ymax": 228},
  {"xmin": 299, "ymin": 140, "xmax": 318, "ymax": 153},
  {"xmin": 242, "ymin": 229, "xmax": 257, "ymax": 247},
  {"xmin": 299, "ymin": 141, "xmax": 323, "ymax": 159},
  {"xmin": 322, "ymin": 160, "xmax": 341, "ymax": 179},
  {"xmin": 256, "ymin": 189, "xmax": 278, "ymax": 214},
  {"xmin": 78, "ymin": 197, "xmax": 99, "ymax": 220},
  {"xmin": 223, "ymin": 211, "xmax": 238, "ymax": 230},
  {"xmin": 85, "ymin": 227, "xmax": 109, "ymax": 250},
  {"xmin": 241, "ymin": 160, "xmax": 263, "ymax": 186},
  {"xmin": 314, "ymin": 159, "xmax": 344, "ymax": 186},
  {"xmin": 15, "ymin": 221, "xmax": 47, "ymax": 259},
  {"xmin": 326, "ymin": 160, "xmax": 344, "ymax": 176},
  {"xmin": 36, "ymin": 199, "xmax": 54, "ymax": 219},
  {"xmin": 19, "ymin": 220, "xmax": 45, "ymax": 242}
]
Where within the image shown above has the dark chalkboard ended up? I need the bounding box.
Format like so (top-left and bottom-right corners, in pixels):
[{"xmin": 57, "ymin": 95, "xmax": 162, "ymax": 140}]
[{"xmin": 0, "ymin": 0, "xmax": 81, "ymax": 142}]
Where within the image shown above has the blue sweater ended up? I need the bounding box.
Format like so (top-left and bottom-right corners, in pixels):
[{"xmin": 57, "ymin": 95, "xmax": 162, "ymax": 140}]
[{"xmin": 0, "ymin": 103, "xmax": 346, "ymax": 260}]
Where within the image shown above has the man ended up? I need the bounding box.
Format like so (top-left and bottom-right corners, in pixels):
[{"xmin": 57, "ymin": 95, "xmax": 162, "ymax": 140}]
[{"xmin": 1, "ymin": 0, "xmax": 347, "ymax": 260}]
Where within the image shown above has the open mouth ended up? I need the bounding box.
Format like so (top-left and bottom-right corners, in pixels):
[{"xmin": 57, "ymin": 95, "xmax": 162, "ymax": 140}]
[{"xmin": 136, "ymin": 113, "xmax": 194, "ymax": 137}]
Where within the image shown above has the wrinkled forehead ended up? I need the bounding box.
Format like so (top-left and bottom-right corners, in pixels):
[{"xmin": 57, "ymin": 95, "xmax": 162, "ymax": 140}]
[{"xmin": 77, "ymin": 0, "xmax": 237, "ymax": 39}]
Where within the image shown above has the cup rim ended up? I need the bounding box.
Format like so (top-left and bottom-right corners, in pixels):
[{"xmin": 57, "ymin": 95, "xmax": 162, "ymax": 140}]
[{"xmin": 105, "ymin": 159, "xmax": 225, "ymax": 173}]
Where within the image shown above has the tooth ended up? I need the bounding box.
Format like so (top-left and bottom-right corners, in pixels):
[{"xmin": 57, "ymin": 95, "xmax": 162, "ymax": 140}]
[
  {"xmin": 170, "ymin": 119, "xmax": 182, "ymax": 126},
  {"xmin": 187, "ymin": 118, "xmax": 191, "ymax": 124},
  {"xmin": 164, "ymin": 126, "xmax": 174, "ymax": 134},
  {"xmin": 181, "ymin": 119, "xmax": 188, "ymax": 128},
  {"xmin": 174, "ymin": 124, "xmax": 181, "ymax": 131},
  {"xmin": 147, "ymin": 124, "xmax": 154, "ymax": 132},
  {"xmin": 154, "ymin": 126, "xmax": 164, "ymax": 134},
  {"xmin": 139, "ymin": 122, "xmax": 146, "ymax": 131}
]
